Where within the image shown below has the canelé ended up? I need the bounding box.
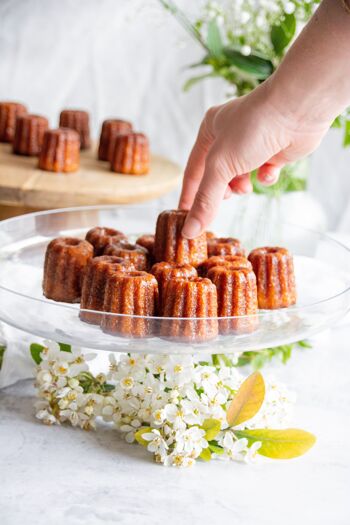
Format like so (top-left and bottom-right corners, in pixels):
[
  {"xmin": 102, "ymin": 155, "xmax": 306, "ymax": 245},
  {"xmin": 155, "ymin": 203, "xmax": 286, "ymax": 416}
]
[
  {"xmin": 98, "ymin": 119, "xmax": 133, "ymax": 161},
  {"xmin": 161, "ymin": 277, "xmax": 218, "ymax": 342},
  {"xmin": 151, "ymin": 261, "xmax": 197, "ymax": 313},
  {"xmin": 110, "ymin": 132, "xmax": 149, "ymax": 175},
  {"xmin": 207, "ymin": 266, "xmax": 258, "ymax": 333},
  {"xmin": 101, "ymin": 270, "xmax": 158, "ymax": 337},
  {"xmin": 248, "ymin": 247, "xmax": 297, "ymax": 309},
  {"xmin": 12, "ymin": 114, "xmax": 49, "ymax": 156},
  {"xmin": 199, "ymin": 255, "xmax": 252, "ymax": 277},
  {"xmin": 154, "ymin": 209, "xmax": 207, "ymax": 267},
  {"xmin": 43, "ymin": 237, "xmax": 93, "ymax": 302},
  {"xmin": 207, "ymin": 237, "xmax": 245, "ymax": 257},
  {"xmin": 38, "ymin": 128, "xmax": 80, "ymax": 173},
  {"xmin": 104, "ymin": 240, "xmax": 150, "ymax": 271},
  {"xmin": 0, "ymin": 102, "xmax": 27, "ymax": 142},
  {"xmin": 85, "ymin": 227, "xmax": 126, "ymax": 256},
  {"xmin": 80, "ymin": 255, "xmax": 133, "ymax": 324},
  {"xmin": 59, "ymin": 109, "xmax": 91, "ymax": 150}
]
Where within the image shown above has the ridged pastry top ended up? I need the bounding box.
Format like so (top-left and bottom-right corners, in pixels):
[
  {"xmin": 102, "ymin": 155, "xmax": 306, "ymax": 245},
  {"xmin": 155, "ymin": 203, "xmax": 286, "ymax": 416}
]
[
  {"xmin": 154, "ymin": 209, "xmax": 207, "ymax": 267},
  {"xmin": 199, "ymin": 255, "xmax": 252, "ymax": 277},
  {"xmin": 104, "ymin": 240, "xmax": 150, "ymax": 271},
  {"xmin": 207, "ymin": 237, "xmax": 245, "ymax": 257},
  {"xmin": 163, "ymin": 276, "xmax": 217, "ymax": 318},
  {"xmin": 85, "ymin": 227, "xmax": 127, "ymax": 256}
]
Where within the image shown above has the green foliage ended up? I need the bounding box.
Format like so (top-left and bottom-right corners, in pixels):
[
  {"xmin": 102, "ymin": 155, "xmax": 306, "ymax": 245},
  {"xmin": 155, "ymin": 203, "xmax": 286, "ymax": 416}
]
[
  {"xmin": 30, "ymin": 343, "xmax": 46, "ymax": 365},
  {"xmin": 58, "ymin": 342, "xmax": 72, "ymax": 353},
  {"xmin": 206, "ymin": 19, "xmax": 223, "ymax": 57},
  {"xmin": 199, "ymin": 447, "xmax": 212, "ymax": 461},
  {"xmin": 236, "ymin": 340, "xmax": 311, "ymax": 370},
  {"xmin": 271, "ymin": 13, "xmax": 296, "ymax": 56},
  {"xmin": 234, "ymin": 428, "xmax": 316, "ymax": 459},
  {"xmin": 202, "ymin": 418, "xmax": 221, "ymax": 440},
  {"xmin": 0, "ymin": 345, "xmax": 6, "ymax": 370}
]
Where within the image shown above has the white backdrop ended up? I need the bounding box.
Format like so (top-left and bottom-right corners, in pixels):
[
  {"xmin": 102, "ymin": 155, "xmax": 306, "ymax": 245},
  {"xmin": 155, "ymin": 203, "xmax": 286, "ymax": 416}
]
[{"xmin": 0, "ymin": 0, "xmax": 349, "ymax": 231}]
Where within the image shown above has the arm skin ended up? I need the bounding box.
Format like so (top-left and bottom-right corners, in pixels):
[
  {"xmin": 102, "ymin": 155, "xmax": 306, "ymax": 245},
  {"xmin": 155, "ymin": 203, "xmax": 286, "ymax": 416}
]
[{"xmin": 180, "ymin": 0, "xmax": 350, "ymax": 239}]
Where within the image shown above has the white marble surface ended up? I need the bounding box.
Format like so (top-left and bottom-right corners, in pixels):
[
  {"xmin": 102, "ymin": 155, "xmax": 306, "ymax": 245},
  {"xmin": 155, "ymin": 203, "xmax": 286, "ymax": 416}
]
[{"xmin": 1, "ymin": 324, "xmax": 350, "ymax": 525}]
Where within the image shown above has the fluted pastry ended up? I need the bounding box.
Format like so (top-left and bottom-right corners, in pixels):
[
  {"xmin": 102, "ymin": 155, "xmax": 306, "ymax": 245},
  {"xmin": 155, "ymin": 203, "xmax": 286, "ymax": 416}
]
[
  {"xmin": 208, "ymin": 266, "xmax": 258, "ymax": 334},
  {"xmin": 59, "ymin": 109, "xmax": 91, "ymax": 150},
  {"xmin": 151, "ymin": 261, "xmax": 197, "ymax": 313},
  {"xmin": 101, "ymin": 270, "xmax": 158, "ymax": 337},
  {"xmin": 38, "ymin": 128, "xmax": 80, "ymax": 173},
  {"xmin": 110, "ymin": 132, "xmax": 149, "ymax": 175},
  {"xmin": 13, "ymin": 114, "xmax": 49, "ymax": 156},
  {"xmin": 161, "ymin": 277, "xmax": 218, "ymax": 342},
  {"xmin": 80, "ymin": 255, "xmax": 133, "ymax": 324},
  {"xmin": 199, "ymin": 255, "xmax": 252, "ymax": 277},
  {"xmin": 248, "ymin": 247, "xmax": 297, "ymax": 309},
  {"xmin": 154, "ymin": 209, "xmax": 207, "ymax": 267},
  {"xmin": 98, "ymin": 119, "xmax": 133, "ymax": 161},
  {"xmin": 104, "ymin": 240, "xmax": 150, "ymax": 271},
  {"xmin": 43, "ymin": 237, "xmax": 93, "ymax": 302},
  {"xmin": 85, "ymin": 226, "xmax": 127, "ymax": 256},
  {"xmin": 0, "ymin": 101, "xmax": 27, "ymax": 142},
  {"xmin": 207, "ymin": 237, "xmax": 245, "ymax": 257}
]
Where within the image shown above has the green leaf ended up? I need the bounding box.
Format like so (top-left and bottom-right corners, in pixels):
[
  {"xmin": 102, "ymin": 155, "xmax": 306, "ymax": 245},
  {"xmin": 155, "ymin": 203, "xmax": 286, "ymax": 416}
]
[
  {"xmin": 58, "ymin": 342, "xmax": 72, "ymax": 353},
  {"xmin": 101, "ymin": 383, "xmax": 115, "ymax": 393},
  {"xmin": 199, "ymin": 447, "xmax": 212, "ymax": 461},
  {"xmin": 30, "ymin": 343, "xmax": 45, "ymax": 365},
  {"xmin": 206, "ymin": 19, "xmax": 223, "ymax": 57},
  {"xmin": 183, "ymin": 72, "xmax": 219, "ymax": 92},
  {"xmin": 271, "ymin": 13, "xmax": 296, "ymax": 56},
  {"xmin": 234, "ymin": 428, "xmax": 316, "ymax": 459},
  {"xmin": 298, "ymin": 340, "xmax": 312, "ymax": 349},
  {"xmin": 226, "ymin": 371, "xmax": 265, "ymax": 427},
  {"xmin": 222, "ymin": 48, "xmax": 273, "ymax": 79},
  {"xmin": 202, "ymin": 419, "xmax": 221, "ymax": 440},
  {"xmin": 343, "ymin": 119, "xmax": 350, "ymax": 147},
  {"xmin": 0, "ymin": 345, "xmax": 6, "ymax": 370},
  {"xmin": 209, "ymin": 443, "xmax": 224, "ymax": 455},
  {"xmin": 331, "ymin": 115, "xmax": 343, "ymax": 129},
  {"xmin": 134, "ymin": 427, "xmax": 151, "ymax": 447}
]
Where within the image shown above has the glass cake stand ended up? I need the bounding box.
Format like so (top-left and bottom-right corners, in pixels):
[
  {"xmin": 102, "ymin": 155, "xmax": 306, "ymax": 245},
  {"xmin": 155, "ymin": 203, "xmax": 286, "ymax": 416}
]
[{"xmin": 0, "ymin": 205, "xmax": 349, "ymax": 354}]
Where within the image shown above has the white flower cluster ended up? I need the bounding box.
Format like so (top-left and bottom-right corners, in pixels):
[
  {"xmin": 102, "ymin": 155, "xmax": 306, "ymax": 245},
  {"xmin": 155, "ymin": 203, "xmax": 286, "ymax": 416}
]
[
  {"xmin": 34, "ymin": 342, "xmax": 295, "ymax": 467},
  {"xmin": 201, "ymin": 0, "xmax": 317, "ymax": 57}
]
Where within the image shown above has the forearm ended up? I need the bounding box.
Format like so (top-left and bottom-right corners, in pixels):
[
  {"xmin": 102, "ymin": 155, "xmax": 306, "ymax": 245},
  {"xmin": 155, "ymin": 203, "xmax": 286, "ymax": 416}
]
[{"xmin": 267, "ymin": 0, "xmax": 350, "ymax": 125}]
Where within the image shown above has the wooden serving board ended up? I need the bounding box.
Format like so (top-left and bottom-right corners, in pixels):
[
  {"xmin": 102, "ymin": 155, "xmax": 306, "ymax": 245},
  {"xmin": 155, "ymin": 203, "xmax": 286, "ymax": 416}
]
[{"xmin": 0, "ymin": 143, "xmax": 182, "ymax": 217}]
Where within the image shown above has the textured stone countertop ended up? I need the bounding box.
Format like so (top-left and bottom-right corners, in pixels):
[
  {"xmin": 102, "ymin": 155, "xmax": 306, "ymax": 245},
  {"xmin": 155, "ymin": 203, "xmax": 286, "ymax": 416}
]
[{"xmin": 1, "ymin": 324, "xmax": 350, "ymax": 525}]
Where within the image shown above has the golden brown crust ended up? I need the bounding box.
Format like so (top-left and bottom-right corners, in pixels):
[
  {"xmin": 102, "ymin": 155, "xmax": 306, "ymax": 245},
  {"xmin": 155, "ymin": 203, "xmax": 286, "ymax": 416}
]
[
  {"xmin": 110, "ymin": 132, "xmax": 149, "ymax": 175},
  {"xmin": 199, "ymin": 255, "xmax": 252, "ymax": 277},
  {"xmin": 207, "ymin": 237, "xmax": 245, "ymax": 257},
  {"xmin": 208, "ymin": 266, "xmax": 258, "ymax": 334},
  {"xmin": 151, "ymin": 261, "xmax": 197, "ymax": 313},
  {"xmin": 0, "ymin": 102, "xmax": 28, "ymax": 143},
  {"xmin": 38, "ymin": 128, "xmax": 80, "ymax": 173},
  {"xmin": 12, "ymin": 114, "xmax": 49, "ymax": 156},
  {"xmin": 161, "ymin": 277, "xmax": 218, "ymax": 342},
  {"xmin": 154, "ymin": 209, "xmax": 208, "ymax": 267},
  {"xmin": 43, "ymin": 237, "xmax": 93, "ymax": 303},
  {"xmin": 248, "ymin": 247, "xmax": 297, "ymax": 309},
  {"xmin": 104, "ymin": 240, "xmax": 150, "ymax": 270},
  {"xmin": 98, "ymin": 119, "xmax": 133, "ymax": 161},
  {"xmin": 101, "ymin": 270, "xmax": 158, "ymax": 337},
  {"xmin": 85, "ymin": 226, "xmax": 127, "ymax": 256},
  {"xmin": 80, "ymin": 255, "xmax": 134, "ymax": 324},
  {"xmin": 59, "ymin": 109, "xmax": 91, "ymax": 150},
  {"xmin": 136, "ymin": 234, "xmax": 155, "ymax": 256}
]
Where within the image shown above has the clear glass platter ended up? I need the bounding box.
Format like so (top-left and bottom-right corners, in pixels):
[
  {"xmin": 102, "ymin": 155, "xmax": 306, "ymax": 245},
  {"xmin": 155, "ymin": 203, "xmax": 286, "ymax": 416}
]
[{"xmin": 0, "ymin": 205, "xmax": 349, "ymax": 354}]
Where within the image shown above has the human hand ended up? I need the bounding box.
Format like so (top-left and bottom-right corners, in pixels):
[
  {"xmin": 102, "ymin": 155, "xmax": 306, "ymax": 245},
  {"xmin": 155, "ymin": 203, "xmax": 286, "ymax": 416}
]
[{"xmin": 179, "ymin": 81, "xmax": 332, "ymax": 238}]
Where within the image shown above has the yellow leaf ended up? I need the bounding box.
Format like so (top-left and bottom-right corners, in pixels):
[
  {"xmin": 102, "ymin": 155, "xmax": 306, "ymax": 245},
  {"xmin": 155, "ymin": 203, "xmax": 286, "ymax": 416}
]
[
  {"xmin": 234, "ymin": 428, "xmax": 316, "ymax": 459},
  {"xmin": 202, "ymin": 418, "xmax": 221, "ymax": 440},
  {"xmin": 134, "ymin": 427, "xmax": 151, "ymax": 447},
  {"xmin": 226, "ymin": 371, "xmax": 265, "ymax": 427},
  {"xmin": 199, "ymin": 447, "xmax": 212, "ymax": 462}
]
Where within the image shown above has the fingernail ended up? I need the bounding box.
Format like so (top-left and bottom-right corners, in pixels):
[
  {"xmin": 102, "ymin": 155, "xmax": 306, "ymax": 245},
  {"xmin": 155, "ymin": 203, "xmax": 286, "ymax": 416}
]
[{"xmin": 182, "ymin": 217, "xmax": 202, "ymax": 239}]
